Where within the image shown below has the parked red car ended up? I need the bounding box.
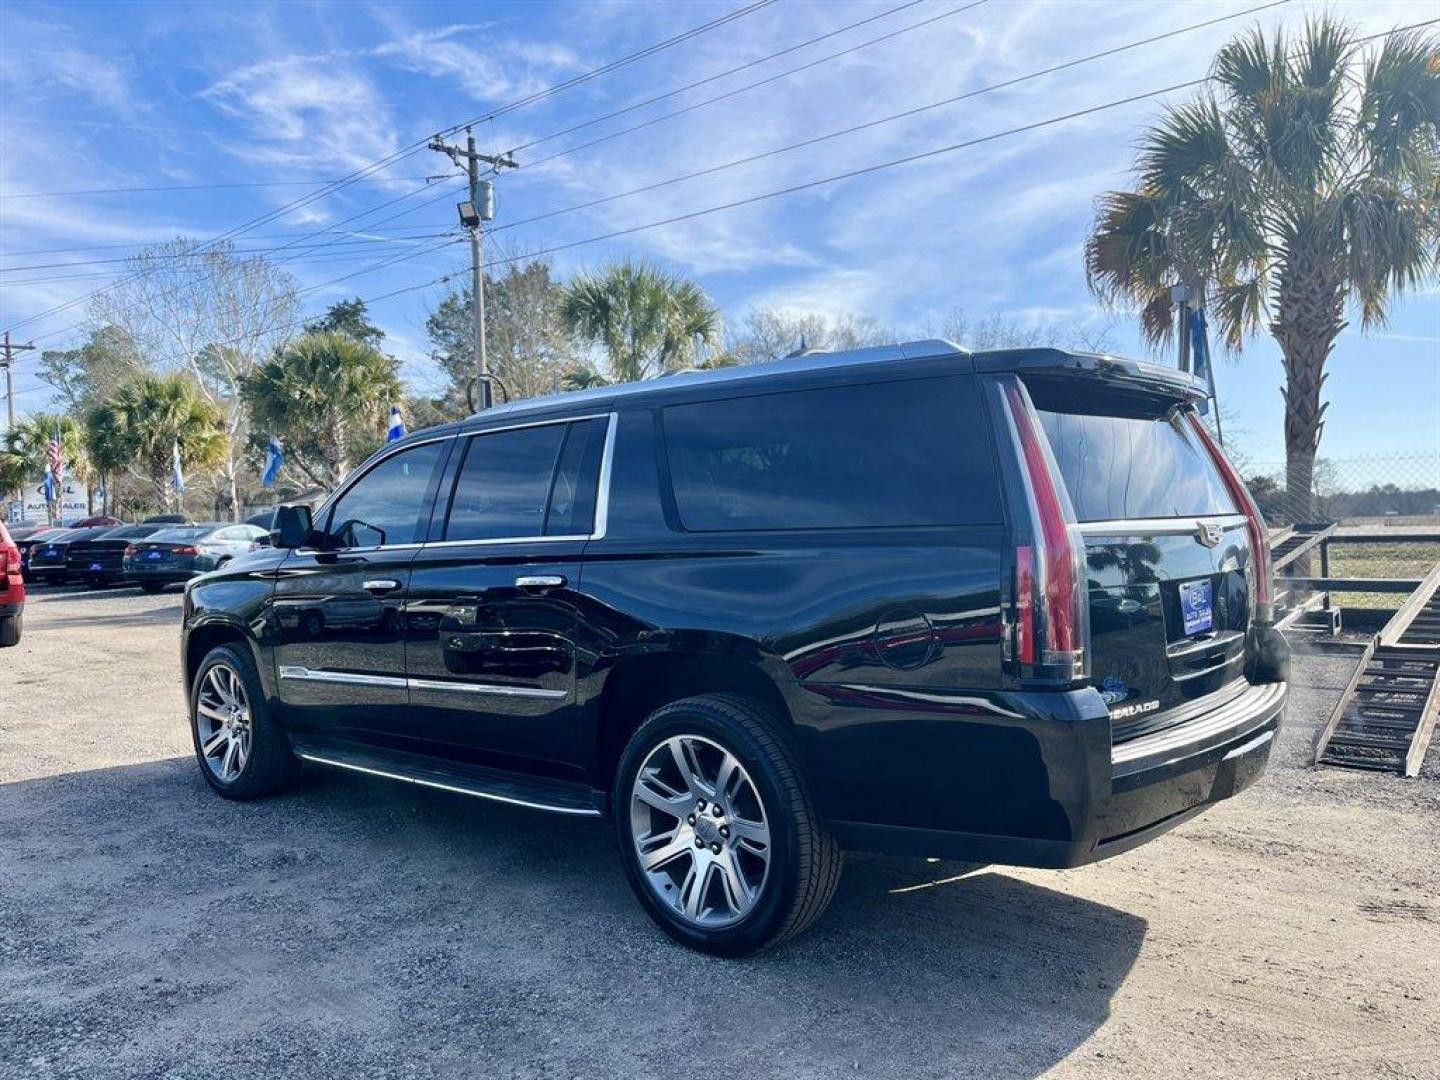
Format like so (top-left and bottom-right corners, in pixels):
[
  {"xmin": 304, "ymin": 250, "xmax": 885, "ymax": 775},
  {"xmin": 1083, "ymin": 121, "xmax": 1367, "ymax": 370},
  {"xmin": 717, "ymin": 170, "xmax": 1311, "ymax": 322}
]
[
  {"xmin": 71, "ymin": 515, "xmax": 125, "ymax": 528},
  {"xmin": 0, "ymin": 522, "xmax": 25, "ymax": 646}
]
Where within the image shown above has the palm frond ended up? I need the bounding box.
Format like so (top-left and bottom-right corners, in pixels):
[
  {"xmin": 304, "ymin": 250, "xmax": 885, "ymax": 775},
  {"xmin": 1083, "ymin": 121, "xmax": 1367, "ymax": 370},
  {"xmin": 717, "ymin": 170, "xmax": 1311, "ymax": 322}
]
[
  {"xmin": 1213, "ymin": 277, "xmax": 1268, "ymax": 351},
  {"xmin": 1085, "ymin": 190, "xmax": 1170, "ymax": 302},
  {"xmin": 1136, "ymin": 98, "xmax": 1232, "ymax": 202},
  {"xmin": 1359, "ymin": 29, "xmax": 1440, "ymax": 186}
]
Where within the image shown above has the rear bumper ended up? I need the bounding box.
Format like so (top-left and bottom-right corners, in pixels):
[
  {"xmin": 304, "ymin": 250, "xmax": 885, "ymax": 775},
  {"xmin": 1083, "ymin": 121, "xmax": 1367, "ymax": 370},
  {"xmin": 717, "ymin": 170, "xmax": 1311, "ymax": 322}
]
[
  {"xmin": 124, "ymin": 564, "xmax": 198, "ymax": 583},
  {"xmin": 827, "ymin": 678, "xmax": 1286, "ymax": 868},
  {"xmin": 72, "ymin": 564, "xmax": 125, "ymax": 581}
]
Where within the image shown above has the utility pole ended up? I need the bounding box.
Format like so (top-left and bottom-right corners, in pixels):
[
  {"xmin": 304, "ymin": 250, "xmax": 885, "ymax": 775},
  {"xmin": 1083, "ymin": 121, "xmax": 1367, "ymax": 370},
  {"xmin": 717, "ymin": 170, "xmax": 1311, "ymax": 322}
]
[
  {"xmin": 1, "ymin": 331, "xmax": 34, "ymax": 438},
  {"xmin": 428, "ymin": 128, "xmax": 517, "ymax": 410},
  {"xmin": 0, "ymin": 331, "xmax": 35, "ymax": 521}
]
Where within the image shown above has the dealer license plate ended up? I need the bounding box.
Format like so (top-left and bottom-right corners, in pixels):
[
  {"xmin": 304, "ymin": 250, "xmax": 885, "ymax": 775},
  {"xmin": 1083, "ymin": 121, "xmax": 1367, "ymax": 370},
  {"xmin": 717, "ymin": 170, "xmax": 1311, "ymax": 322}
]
[{"xmin": 1179, "ymin": 578, "xmax": 1214, "ymax": 636}]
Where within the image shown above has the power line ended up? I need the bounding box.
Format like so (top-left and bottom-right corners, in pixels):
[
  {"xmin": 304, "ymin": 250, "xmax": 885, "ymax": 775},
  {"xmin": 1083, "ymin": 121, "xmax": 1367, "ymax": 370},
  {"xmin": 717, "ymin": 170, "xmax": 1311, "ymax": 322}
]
[
  {"xmin": 480, "ymin": 79, "xmax": 1215, "ymax": 272},
  {"xmin": 496, "ymin": 0, "xmax": 1295, "ymax": 237},
  {"xmin": 1, "ymin": 0, "xmax": 777, "ymax": 337},
  {"xmin": 0, "ymin": 176, "xmax": 439, "ymax": 199},
  {"xmin": 434, "ymin": 0, "xmax": 783, "ymax": 138},
  {"xmin": 16, "ymin": 176, "xmax": 466, "ymax": 347},
  {"xmin": 506, "ymin": 0, "xmax": 940, "ymax": 155},
  {"xmin": 525, "ymin": 1, "xmax": 992, "ymax": 169},
  {"xmin": 482, "ymin": 19, "xmax": 1437, "ymax": 274},
  {"xmin": 1, "ymin": 224, "xmax": 457, "ymax": 259},
  {"xmin": 0, "ymin": 233, "xmax": 460, "ymax": 274},
  {"xmin": 0, "ymin": 239, "xmax": 464, "ymax": 289}
]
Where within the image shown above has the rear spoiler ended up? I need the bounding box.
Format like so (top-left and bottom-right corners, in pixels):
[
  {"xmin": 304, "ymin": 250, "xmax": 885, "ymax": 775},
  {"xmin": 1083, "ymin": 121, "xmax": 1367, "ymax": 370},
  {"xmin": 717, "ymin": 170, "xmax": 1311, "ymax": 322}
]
[{"xmin": 971, "ymin": 348, "xmax": 1207, "ymax": 405}]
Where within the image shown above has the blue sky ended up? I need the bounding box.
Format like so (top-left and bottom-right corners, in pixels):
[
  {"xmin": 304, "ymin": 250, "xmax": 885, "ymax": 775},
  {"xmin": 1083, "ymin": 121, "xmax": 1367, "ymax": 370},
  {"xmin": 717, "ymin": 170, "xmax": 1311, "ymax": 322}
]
[{"xmin": 1, "ymin": 0, "xmax": 1436, "ymax": 481}]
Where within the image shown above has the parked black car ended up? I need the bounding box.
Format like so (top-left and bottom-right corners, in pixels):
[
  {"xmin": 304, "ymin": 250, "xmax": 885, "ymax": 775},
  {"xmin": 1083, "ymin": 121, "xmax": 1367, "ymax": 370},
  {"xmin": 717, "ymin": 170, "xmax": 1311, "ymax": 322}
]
[
  {"xmin": 27, "ymin": 526, "xmax": 116, "ymax": 585},
  {"xmin": 13, "ymin": 526, "xmax": 66, "ymax": 581},
  {"xmin": 124, "ymin": 523, "xmax": 266, "ymax": 592},
  {"xmin": 181, "ymin": 341, "xmax": 1287, "ymax": 954},
  {"xmin": 66, "ymin": 523, "xmax": 164, "ymax": 588}
]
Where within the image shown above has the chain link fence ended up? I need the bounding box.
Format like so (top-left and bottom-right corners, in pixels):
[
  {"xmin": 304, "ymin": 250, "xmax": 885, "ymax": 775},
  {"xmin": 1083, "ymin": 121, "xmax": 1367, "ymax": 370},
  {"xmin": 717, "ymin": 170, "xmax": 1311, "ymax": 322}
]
[{"xmin": 1243, "ymin": 453, "xmax": 1440, "ymax": 528}]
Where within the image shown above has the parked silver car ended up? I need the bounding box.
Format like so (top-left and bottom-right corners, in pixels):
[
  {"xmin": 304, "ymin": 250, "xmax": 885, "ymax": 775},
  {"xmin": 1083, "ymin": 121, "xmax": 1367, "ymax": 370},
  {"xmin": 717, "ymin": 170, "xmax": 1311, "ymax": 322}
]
[{"xmin": 123, "ymin": 523, "xmax": 270, "ymax": 593}]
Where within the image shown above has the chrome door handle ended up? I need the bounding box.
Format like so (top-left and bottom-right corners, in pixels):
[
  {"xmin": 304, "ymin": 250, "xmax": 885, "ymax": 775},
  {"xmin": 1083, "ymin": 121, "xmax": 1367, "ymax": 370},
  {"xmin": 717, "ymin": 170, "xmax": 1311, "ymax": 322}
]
[
  {"xmin": 362, "ymin": 578, "xmax": 400, "ymax": 593},
  {"xmin": 515, "ymin": 574, "xmax": 566, "ymax": 589}
]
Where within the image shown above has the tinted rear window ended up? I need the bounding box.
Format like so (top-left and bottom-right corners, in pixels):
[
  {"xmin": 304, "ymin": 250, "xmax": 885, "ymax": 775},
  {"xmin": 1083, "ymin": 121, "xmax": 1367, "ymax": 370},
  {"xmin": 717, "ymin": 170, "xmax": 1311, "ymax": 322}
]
[
  {"xmin": 147, "ymin": 527, "xmax": 211, "ymax": 542},
  {"xmin": 1034, "ymin": 408, "xmax": 1236, "ymax": 521},
  {"xmin": 663, "ymin": 375, "xmax": 1002, "ymax": 531}
]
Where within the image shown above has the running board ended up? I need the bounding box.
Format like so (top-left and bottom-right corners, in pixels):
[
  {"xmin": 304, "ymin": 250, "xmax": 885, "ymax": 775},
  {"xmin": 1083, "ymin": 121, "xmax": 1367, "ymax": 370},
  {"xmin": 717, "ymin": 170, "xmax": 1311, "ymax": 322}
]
[{"xmin": 294, "ymin": 742, "xmax": 605, "ymax": 817}]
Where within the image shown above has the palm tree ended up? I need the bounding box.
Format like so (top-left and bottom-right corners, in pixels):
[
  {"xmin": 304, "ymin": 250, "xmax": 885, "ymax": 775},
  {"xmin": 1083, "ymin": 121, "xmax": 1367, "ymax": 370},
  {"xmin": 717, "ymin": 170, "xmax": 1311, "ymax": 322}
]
[
  {"xmin": 561, "ymin": 367, "xmax": 612, "ymax": 392},
  {"xmin": 90, "ymin": 374, "xmax": 228, "ymax": 511},
  {"xmin": 4, "ymin": 412, "xmax": 90, "ymax": 520},
  {"xmin": 560, "ymin": 259, "xmax": 722, "ymax": 383},
  {"xmin": 1086, "ymin": 19, "xmax": 1438, "ymax": 518},
  {"xmin": 242, "ymin": 331, "xmax": 402, "ymax": 489}
]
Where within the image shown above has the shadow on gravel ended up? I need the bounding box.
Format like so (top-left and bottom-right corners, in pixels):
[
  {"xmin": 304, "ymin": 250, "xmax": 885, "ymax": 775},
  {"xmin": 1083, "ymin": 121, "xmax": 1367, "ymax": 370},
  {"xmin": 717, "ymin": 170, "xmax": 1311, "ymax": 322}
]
[
  {"xmin": 29, "ymin": 605, "xmax": 183, "ymax": 631},
  {"xmin": 0, "ymin": 757, "xmax": 1145, "ymax": 1079},
  {"xmin": 25, "ymin": 583, "xmax": 178, "ymax": 602}
]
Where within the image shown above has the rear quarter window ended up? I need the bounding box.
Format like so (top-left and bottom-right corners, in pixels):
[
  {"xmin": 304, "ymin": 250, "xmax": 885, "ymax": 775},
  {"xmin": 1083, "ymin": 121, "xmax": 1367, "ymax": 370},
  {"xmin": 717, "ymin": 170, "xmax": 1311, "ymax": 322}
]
[{"xmin": 662, "ymin": 374, "xmax": 1003, "ymax": 531}]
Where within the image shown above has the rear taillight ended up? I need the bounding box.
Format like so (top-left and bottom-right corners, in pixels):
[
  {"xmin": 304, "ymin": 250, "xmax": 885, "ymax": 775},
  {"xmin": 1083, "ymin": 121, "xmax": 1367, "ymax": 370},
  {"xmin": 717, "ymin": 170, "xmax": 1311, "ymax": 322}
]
[
  {"xmin": 123, "ymin": 545, "xmax": 137, "ymax": 557},
  {"xmin": 1188, "ymin": 412, "xmax": 1273, "ymax": 623},
  {"xmin": 0, "ymin": 546, "xmax": 13, "ymax": 576},
  {"xmin": 172, "ymin": 545, "xmax": 199, "ymax": 556},
  {"xmin": 998, "ymin": 379, "xmax": 1089, "ymax": 682}
]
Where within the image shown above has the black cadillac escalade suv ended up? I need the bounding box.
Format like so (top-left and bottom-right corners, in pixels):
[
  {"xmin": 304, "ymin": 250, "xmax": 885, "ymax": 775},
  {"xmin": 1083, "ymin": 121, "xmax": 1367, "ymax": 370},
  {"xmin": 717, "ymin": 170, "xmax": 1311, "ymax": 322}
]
[{"xmin": 181, "ymin": 341, "xmax": 1288, "ymax": 954}]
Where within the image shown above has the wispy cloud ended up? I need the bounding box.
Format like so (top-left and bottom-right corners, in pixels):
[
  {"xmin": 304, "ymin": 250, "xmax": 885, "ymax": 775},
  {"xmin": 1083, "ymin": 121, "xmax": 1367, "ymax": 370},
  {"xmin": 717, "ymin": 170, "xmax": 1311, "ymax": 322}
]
[{"xmin": 370, "ymin": 23, "xmax": 583, "ymax": 103}]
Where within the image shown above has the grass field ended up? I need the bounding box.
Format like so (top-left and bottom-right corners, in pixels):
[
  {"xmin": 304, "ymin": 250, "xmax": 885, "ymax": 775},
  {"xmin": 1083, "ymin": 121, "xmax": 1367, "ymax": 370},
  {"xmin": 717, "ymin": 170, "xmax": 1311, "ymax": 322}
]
[{"xmin": 1311, "ymin": 541, "xmax": 1440, "ymax": 610}]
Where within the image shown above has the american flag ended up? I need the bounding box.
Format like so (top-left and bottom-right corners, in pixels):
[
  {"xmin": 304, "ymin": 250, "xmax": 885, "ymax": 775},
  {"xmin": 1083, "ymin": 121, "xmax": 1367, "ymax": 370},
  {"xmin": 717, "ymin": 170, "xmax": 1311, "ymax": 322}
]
[{"xmin": 42, "ymin": 426, "xmax": 64, "ymax": 501}]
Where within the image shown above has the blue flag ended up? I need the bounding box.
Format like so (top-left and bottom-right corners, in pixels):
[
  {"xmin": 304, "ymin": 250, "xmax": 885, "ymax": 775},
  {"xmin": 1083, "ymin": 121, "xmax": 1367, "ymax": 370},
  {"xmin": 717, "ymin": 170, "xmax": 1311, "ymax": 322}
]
[
  {"xmin": 261, "ymin": 437, "xmax": 284, "ymax": 489},
  {"xmin": 1190, "ymin": 307, "xmax": 1218, "ymax": 416},
  {"xmin": 387, "ymin": 405, "xmax": 405, "ymax": 443},
  {"xmin": 171, "ymin": 440, "xmax": 185, "ymax": 496}
]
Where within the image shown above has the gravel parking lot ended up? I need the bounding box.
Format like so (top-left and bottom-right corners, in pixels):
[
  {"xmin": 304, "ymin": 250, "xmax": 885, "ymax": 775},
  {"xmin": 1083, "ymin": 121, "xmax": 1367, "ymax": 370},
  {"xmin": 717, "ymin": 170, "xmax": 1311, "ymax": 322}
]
[{"xmin": 3, "ymin": 585, "xmax": 1438, "ymax": 1079}]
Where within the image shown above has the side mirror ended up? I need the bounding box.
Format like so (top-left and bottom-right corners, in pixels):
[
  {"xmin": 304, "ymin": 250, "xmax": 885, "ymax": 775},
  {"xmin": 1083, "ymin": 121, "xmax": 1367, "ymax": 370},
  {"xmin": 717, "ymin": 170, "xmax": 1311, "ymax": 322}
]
[{"xmin": 270, "ymin": 505, "xmax": 314, "ymax": 550}]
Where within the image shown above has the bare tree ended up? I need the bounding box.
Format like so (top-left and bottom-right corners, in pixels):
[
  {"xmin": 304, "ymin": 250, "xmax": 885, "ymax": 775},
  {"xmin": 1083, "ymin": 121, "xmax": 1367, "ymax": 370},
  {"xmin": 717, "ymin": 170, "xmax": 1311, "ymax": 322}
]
[
  {"xmin": 90, "ymin": 238, "xmax": 299, "ymax": 519},
  {"xmin": 937, "ymin": 308, "xmax": 1116, "ymax": 353},
  {"xmin": 726, "ymin": 309, "xmax": 891, "ymax": 364},
  {"xmin": 427, "ymin": 255, "xmax": 579, "ymax": 411}
]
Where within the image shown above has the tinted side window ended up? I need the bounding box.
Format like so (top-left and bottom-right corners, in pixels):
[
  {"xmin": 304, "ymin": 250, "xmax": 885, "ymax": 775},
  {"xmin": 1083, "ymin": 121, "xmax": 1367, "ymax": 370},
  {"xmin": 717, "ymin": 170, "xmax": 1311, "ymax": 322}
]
[
  {"xmin": 326, "ymin": 440, "xmax": 446, "ymax": 548},
  {"xmin": 663, "ymin": 375, "xmax": 1003, "ymax": 531},
  {"xmin": 445, "ymin": 424, "xmax": 568, "ymax": 541},
  {"xmin": 1034, "ymin": 408, "xmax": 1236, "ymax": 521},
  {"xmin": 545, "ymin": 419, "xmax": 608, "ymax": 536}
]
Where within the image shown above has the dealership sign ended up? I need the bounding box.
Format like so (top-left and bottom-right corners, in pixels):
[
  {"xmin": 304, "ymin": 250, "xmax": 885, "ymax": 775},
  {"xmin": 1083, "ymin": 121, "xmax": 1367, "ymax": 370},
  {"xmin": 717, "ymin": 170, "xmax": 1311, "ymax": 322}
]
[{"xmin": 16, "ymin": 477, "xmax": 90, "ymax": 524}]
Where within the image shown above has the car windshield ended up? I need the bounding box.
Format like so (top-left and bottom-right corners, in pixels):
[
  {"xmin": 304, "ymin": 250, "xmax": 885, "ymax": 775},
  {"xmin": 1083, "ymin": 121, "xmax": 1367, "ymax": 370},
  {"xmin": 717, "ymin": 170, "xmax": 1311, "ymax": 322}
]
[{"xmin": 101, "ymin": 525, "xmax": 159, "ymax": 540}]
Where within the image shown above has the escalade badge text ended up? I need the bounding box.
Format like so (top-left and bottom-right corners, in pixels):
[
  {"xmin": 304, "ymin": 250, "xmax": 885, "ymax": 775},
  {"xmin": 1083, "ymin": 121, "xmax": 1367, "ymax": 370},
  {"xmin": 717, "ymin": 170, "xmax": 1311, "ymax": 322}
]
[{"xmin": 1110, "ymin": 699, "xmax": 1161, "ymax": 720}]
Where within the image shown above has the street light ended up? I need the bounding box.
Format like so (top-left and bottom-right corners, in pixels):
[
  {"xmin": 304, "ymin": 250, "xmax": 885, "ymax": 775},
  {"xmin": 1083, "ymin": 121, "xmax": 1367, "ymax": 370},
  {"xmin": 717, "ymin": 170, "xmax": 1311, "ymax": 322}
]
[{"xmin": 456, "ymin": 201, "xmax": 481, "ymax": 230}]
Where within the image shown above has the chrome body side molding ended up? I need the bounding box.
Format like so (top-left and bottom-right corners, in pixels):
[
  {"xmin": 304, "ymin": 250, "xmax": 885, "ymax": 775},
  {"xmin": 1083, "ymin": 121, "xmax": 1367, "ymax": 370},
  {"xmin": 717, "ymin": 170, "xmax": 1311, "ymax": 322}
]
[{"xmin": 279, "ymin": 665, "xmax": 566, "ymax": 700}]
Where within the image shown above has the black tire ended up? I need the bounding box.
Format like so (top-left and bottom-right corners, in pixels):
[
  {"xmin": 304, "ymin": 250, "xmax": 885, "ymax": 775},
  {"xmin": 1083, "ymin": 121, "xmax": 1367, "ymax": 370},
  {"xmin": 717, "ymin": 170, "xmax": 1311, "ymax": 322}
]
[
  {"xmin": 189, "ymin": 643, "xmax": 301, "ymax": 800},
  {"xmin": 0, "ymin": 613, "xmax": 20, "ymax": 647},
  {"xmin": 613, "ymin": 693, "xmax": 843, "ymax": 956},
  {"xmin": 139, "ymin": 581, "xmax": 165, "ymax": 594}
]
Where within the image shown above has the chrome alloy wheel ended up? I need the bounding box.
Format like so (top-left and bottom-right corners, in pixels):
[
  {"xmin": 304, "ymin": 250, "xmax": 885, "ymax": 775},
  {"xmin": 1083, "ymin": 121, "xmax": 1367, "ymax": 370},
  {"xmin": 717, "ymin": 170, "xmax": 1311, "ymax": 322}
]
[
  {"xmin": 629, "ymin": 735, "xmax": 772, "ymax": 928},
  {"xmin": 194, "ymin": 663, "xmax": 252, "ymax": 783}
]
